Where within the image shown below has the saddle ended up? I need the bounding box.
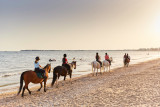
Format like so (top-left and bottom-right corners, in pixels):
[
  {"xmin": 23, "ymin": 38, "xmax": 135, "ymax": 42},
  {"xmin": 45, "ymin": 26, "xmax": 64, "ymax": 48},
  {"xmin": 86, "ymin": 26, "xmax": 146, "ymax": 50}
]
[{"xmin": 35, "ymin": 71, "xmax": 44, "ymax": 78}]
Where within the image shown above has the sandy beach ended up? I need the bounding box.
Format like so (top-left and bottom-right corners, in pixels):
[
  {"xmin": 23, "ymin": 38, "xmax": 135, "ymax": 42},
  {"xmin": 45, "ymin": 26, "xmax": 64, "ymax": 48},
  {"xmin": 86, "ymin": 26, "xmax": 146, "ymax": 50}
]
[{"xmin": 1, "ymin": 59, "xmax": 160, "ymax": 107}]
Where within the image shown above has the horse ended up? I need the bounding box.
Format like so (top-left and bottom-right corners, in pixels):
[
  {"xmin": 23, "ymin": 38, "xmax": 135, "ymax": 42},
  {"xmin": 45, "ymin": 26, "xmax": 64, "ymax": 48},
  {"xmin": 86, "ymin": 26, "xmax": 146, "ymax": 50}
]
[
  {"xmin": 102, "ymin": 57, "xmax": 113, "ymax": 72},
  {"xmin": 124, "ymin": 58, "xmax": 130, "ymax": 67},
  {"xmin": 17, "ymin": 64, "xmax": 51, "ymax": 97},
  {"xmin": 91, "ymin": 61, "xmax": 102, "ymax": 76},
  {"xmin": 51, "ymin": 61, "xmax": 76, "ymax": 87}
]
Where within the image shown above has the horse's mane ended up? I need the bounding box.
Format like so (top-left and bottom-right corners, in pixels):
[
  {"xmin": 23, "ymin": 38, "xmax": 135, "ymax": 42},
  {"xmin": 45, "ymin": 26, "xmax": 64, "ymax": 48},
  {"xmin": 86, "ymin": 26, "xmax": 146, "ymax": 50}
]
[{"xmin": 43, "ymin": 64, "xmax": 50, "ymax": 69}]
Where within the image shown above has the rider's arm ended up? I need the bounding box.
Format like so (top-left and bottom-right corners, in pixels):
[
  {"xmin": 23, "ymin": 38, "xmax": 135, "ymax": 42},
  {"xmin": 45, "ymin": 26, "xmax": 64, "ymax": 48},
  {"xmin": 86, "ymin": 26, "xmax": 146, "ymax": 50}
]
[{"xmin": 65, "ymin": 58, "xmax": 68, "ymax": 63}]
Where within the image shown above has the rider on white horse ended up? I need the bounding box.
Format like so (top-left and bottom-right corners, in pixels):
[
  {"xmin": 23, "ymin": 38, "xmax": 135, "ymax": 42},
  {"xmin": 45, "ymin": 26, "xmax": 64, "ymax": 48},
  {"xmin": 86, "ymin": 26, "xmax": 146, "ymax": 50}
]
[
  {"xmin": 105, "ymin": 53, "xmax": 111, "ymax": 65},
  {"xmin": 95, "ymin": 53, "xmax": 102, "ymax": 67}
]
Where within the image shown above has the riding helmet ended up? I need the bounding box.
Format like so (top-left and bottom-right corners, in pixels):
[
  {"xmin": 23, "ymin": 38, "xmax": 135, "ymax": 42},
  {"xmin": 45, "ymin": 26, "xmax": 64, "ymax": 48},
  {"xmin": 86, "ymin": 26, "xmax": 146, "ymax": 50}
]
[
  {"xmin": 64, "ymin": 54, "xmax": 67, "ymax": 57},
  {"xmin": 35, "ymin": 56, "xmax": 40, "ymax": 60}
]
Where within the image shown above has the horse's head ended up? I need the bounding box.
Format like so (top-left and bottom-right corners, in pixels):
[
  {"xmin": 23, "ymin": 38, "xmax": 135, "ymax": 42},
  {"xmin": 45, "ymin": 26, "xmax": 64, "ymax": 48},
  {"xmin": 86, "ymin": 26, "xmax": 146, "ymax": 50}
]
[
  {"xmin": 44, "ymin": 64, "xmax": 51, "ymax": 73},
  {"xmin": 72, "ymin": 61, "xmax": 76, "ymax": 69},
  {"xmin": 109, "ymin": 57, "xmax": 113, "ymax": 62},
  {"xmin": 125, "ymin": 58, "xmax": 130, "ymax": 64}
]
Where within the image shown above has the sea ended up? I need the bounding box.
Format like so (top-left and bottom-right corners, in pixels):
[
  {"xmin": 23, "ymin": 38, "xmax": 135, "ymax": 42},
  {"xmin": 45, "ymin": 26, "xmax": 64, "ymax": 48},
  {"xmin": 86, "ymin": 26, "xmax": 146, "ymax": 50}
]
[{"xmin": 0, "ymin": 50, "xmax": 160, "ymax": 94}]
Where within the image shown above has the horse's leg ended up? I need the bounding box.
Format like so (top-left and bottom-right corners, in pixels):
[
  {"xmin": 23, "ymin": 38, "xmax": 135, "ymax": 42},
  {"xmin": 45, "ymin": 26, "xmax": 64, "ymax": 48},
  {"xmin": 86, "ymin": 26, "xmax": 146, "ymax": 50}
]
[
  {"xmin": 96, "ymin": 68, "xmax": 98, "ymax": 76},
  {"xmin": 56, "ymin": 75, "xmax": 59, "ymax": 88},
  {"xmin": 22, "ymin": 82, "xmax": 29, "ymax": 97},
  {"xmin": 22, "ymin": 86, "xmax": 25, "ymax": 97},
  {"xmin": 69, "ymin": 71, "xmax": 72, "ymax": 84},
  {"xmin": 100, "ymin": 67, "xmax": 102, "ymax": 75},
  {"xmin": 37, "ymin": 82, "xmax": 43, "ymax": 91},
  {"xmin": 93, "ymin": 68, "xmax": 95, "ymax": 76},
  {"xmin": 26, "ymin": 86, "xmax": 31, "ymax": 95},
  {"xmin": 62, "ymin": 76, "xmax": 66, "ymax": 86},
  {"xmin": 44, "ymin": 80, "xmax": 47, "ymax": 92},
  {"xmin": 92, "ymin": 63, "xmax": 94, "ymax": 76}
]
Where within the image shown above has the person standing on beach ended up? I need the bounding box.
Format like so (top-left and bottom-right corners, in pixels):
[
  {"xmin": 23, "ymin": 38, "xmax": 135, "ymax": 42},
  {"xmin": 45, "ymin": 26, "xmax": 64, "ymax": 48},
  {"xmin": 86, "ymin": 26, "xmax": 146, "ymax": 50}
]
[
  {"xmin": 105, "ymin": 53, "xmax": 111, "ymax": 65},
  {"xmin": 96, "ymin": 53, "xmax": 102, "ymax": 67},
  {"xmin": 34, "ymin": 56, "xmax": 46, "ymax": 78}
]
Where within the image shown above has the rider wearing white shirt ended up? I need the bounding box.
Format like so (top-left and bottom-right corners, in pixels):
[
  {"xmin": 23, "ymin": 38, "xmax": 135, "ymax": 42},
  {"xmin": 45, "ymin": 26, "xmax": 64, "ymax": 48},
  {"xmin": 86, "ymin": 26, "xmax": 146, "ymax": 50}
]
[{"xmin": 34, "ymin": 56, "xmax": 46, "ymax": 78}]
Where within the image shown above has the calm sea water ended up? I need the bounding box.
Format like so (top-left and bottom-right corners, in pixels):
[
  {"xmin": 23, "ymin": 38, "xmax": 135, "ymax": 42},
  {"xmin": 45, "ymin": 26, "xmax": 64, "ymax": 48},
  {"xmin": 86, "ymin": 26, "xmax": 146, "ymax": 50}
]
[{"xmin": 0, "ymin": 50, "xmax": 160, "ymax": 93}]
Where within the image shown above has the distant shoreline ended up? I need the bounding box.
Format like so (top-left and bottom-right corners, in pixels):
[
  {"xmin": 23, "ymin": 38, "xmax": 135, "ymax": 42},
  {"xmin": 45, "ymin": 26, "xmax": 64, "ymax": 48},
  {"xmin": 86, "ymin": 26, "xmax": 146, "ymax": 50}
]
[
  {"xmin": 20, "ymin": 49, "xmax": 160, "ymax": 51},
  {"xmin": 0, "ymin": 49, "xmax": 160, "ymax": 52}
]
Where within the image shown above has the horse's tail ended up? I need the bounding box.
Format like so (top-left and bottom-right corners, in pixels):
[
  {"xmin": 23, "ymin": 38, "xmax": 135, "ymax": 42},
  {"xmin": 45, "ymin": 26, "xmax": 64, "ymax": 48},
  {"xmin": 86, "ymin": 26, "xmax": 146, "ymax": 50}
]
[
  {"xmin": 17, "ymin": 72, "xmax": 25, "ymax": 95},
  {"xmin": 51, "ymin": 68, "xmax": 57, "ymax": 87},
  {"xmin": 91, "ymin": 62, "xmax": 94, "ymax": 73}
]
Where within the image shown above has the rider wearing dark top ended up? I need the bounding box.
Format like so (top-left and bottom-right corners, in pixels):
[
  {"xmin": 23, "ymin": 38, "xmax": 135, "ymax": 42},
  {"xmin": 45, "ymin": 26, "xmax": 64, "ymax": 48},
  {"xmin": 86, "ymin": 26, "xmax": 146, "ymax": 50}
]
[
  {"xmin": 96, "ymin": 53, "xmax": 102, "ymax": 67},
  {"xmin": 126, "ymin": 54, "xmax": 130, "ymax": 61}
]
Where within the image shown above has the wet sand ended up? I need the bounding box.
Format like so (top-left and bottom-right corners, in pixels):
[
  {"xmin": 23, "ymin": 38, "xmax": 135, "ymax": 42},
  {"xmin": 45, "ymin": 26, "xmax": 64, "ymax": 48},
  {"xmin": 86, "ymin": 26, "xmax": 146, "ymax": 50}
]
[{"xmin": 1, "ymin": 59, "xmax": 160, "ymax": 107}]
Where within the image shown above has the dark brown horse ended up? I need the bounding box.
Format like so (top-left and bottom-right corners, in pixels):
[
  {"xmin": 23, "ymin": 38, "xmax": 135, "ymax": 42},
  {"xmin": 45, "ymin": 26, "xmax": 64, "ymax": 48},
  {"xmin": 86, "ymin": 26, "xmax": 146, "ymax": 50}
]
[
  {"xmin": 51, "ymin": 61, "xmax": 76, "ymax": 87},
  {"xmin": 124, "ymin": 58, "xmax": 130, "ymax": 67},
  {"xmin": 17, "ymin": 64, "xmax": 51, "ymax": 97}
]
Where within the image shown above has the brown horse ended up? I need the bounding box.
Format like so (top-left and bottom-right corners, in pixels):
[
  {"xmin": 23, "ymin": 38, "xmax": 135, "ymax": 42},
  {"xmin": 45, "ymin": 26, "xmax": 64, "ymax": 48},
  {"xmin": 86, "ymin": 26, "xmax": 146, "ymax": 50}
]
[
  {"xmin": 51, "ymin": 61, "xmax": 76, "ymax": 87},
  {"xmin": 17, "ymin": 64, "xmax": 51, "ymax": 97},
  {"xmin": 124, "ymin": 58, "xmax": 130, "ymax": 67}
]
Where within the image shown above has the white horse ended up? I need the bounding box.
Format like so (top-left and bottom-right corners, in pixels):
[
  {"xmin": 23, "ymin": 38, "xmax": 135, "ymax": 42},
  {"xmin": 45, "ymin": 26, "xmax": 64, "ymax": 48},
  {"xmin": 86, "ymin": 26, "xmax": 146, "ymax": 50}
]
[
  {"xmin": 91, "ymin": 61, "xmax": 102, "ymax": 76},
  {"xmin": 102, "ymin": 57, "xmax": 113, "ymax": 72}
]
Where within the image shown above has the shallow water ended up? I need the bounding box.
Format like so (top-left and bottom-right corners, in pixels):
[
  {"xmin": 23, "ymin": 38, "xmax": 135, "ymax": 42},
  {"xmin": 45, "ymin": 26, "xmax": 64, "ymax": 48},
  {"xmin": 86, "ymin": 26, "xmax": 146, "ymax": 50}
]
[{"xmin": 0, "ymin": 50, "xmax": 159, "ymax": 93}]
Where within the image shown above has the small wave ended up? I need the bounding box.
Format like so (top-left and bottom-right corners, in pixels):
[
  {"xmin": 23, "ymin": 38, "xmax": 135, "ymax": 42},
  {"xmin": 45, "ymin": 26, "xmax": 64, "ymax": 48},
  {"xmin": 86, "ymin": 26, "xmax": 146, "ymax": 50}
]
[
  {"xmin": 0, "ymin": 82, "xmax": 18, "ymax": 88},
  {"xmin": 78, "ymin": 71, "xmax": 88, "ymax": 72},
  {"xmin": 1, "ymin": 73, "xmax": 21, "ymax": 78}
]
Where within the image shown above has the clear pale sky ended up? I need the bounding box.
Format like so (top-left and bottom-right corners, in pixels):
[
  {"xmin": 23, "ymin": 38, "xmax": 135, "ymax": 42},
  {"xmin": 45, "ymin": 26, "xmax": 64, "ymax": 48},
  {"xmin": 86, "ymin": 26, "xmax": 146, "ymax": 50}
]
[{"xmin": 0, "ymin": 0, "xmax": 160, "ymax": 51}]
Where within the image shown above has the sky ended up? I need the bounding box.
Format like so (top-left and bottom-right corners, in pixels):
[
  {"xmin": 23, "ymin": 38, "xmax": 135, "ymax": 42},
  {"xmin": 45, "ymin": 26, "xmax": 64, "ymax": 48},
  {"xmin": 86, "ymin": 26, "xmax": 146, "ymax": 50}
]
[{"xmin": 0, "ymin": 0, "xmax": 160, "ymax": 51}]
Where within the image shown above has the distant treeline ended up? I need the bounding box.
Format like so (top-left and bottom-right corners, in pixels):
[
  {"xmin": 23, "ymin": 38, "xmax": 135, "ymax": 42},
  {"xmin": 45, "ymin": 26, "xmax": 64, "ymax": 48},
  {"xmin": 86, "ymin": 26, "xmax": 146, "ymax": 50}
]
[
  {"xmin": 21, "ymin": 48, "xmax": 160, "ymax": 51},
  {"xmin": 138, "ymin": 48, "xmax": 160, "ymax": 51}
]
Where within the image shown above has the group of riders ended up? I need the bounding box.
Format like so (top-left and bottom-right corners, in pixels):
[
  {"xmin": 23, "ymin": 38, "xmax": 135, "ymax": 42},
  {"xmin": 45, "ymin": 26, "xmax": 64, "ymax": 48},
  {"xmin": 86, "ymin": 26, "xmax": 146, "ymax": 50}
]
[
  {"xmin": 34, "ymin": 54, "xmax": 70, "ymax": 78},
  {"xmin": 123, "ymin": 53, "xmax": 130, "ymax": 64},
  {"xmin": 34, "ymin": 53, "xmax": 130, "ymax": 78},
  {"xmin": 96, "ymin": 52, "xmax": 111, "ymax": 67}
]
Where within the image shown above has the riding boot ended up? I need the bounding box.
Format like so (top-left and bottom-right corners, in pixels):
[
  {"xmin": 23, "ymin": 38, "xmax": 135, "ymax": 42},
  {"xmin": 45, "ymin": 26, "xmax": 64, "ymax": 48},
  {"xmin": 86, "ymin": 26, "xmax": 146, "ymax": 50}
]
[{"xmin": 43, "ymin": 73, "xmax": 47, "ymax": 79}]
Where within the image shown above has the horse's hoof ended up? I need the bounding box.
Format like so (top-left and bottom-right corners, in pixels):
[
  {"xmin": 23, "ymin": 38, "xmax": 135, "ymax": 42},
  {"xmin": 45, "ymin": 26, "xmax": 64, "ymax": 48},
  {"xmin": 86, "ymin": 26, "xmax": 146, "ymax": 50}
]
[
  {"xmin": 44, "ymin": 90, "xmax": 46, "ymax": 92},
  {"xmin": 29, "ymin": 92, "xmax": 31, "ymax": 95},
  {"xmin": 37, "ymin": 89, "xmax": 40, "ymax": 91}
]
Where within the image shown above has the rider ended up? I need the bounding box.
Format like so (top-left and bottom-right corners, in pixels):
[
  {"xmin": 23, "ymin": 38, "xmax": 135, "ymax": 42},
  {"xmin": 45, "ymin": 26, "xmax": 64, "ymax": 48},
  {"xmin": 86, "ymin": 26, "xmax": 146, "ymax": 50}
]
[
  {"xmin": 123, "ymin": 53, "xmax": 127, "ymax": 63},
  {"xmin": 126, "ymin": 53, "xmax": 130, "ymax": 61},
  {"xmin": 34, "ymin": 56, "xmax": 46, "ymax": 78},
  {"xmin": 62, "ymin": 54, "xmax": 70, "ymax": 71},
  {"xmin": 62, "ymin": 54, "xmax": 68, "ymax": 66},
  {"xmin": 105, "ymin": 53, "xmax": 111, "ymax": 65},
  {"xmin": 95, "ymin": 53, "xmax": 102, "ymax": 67}
]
